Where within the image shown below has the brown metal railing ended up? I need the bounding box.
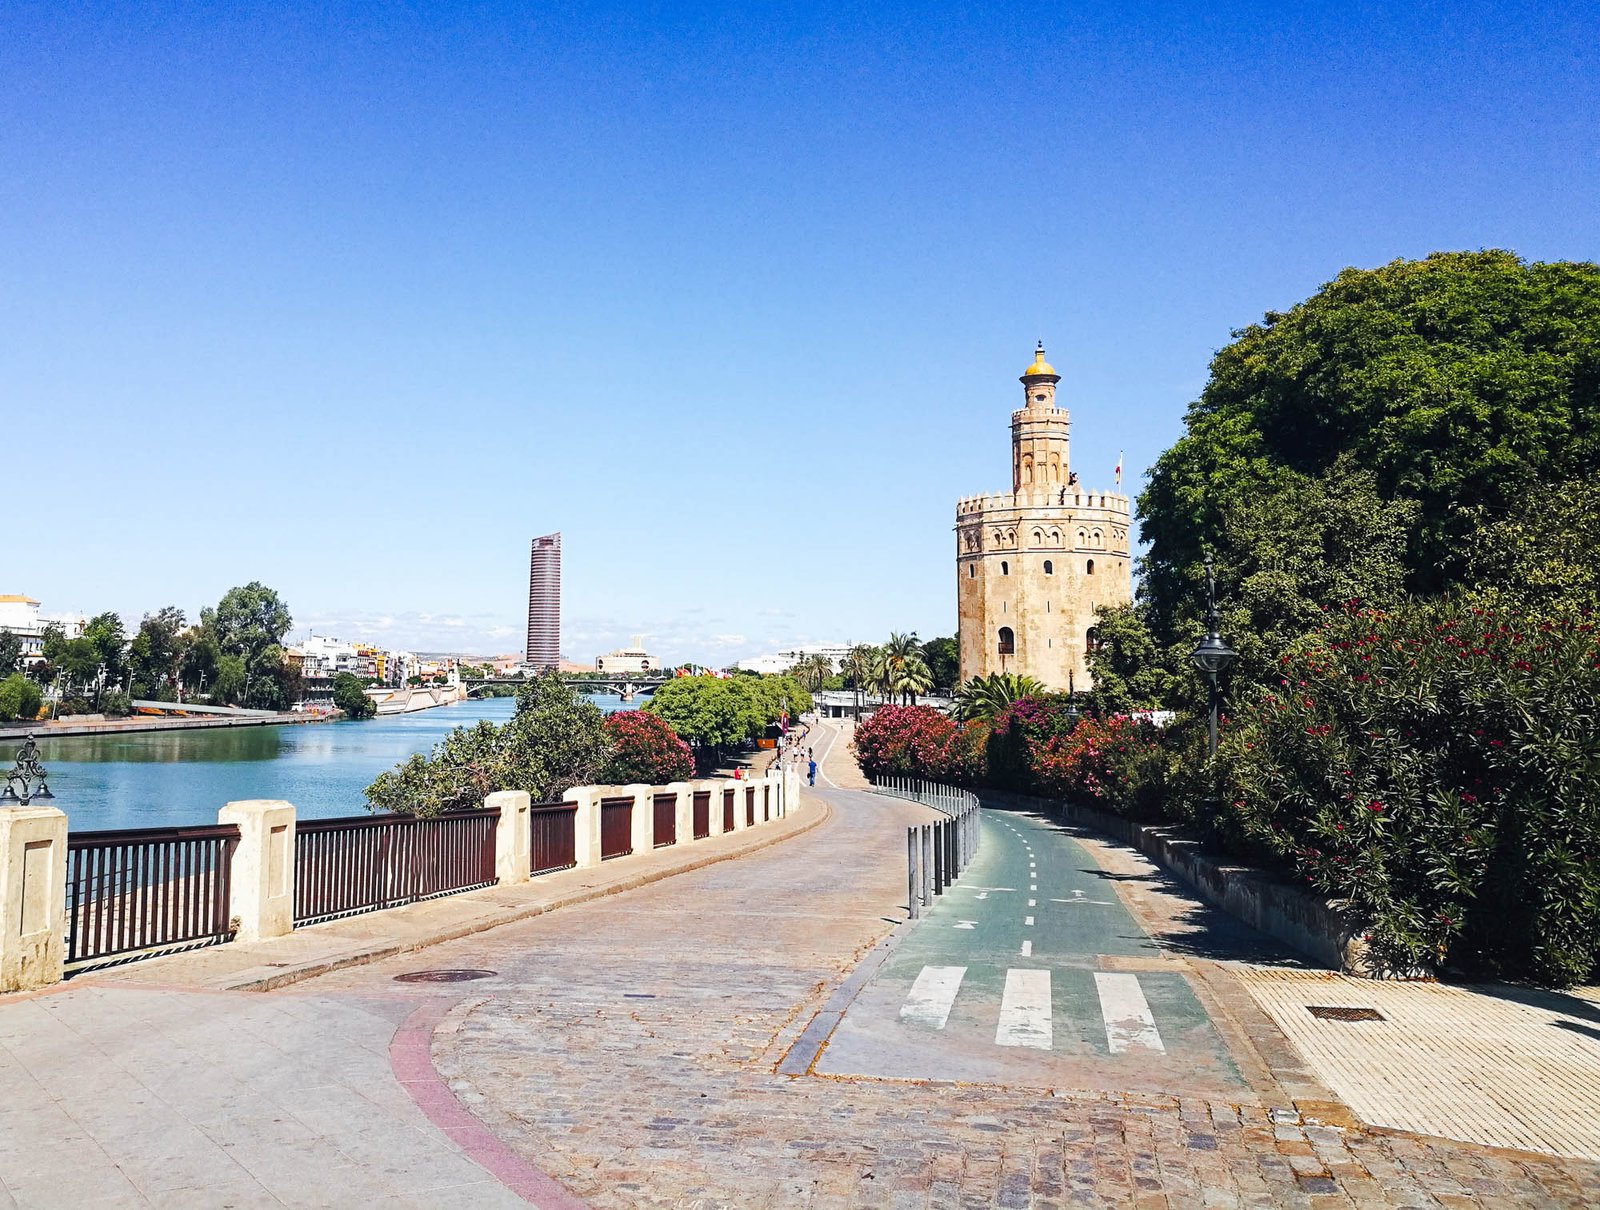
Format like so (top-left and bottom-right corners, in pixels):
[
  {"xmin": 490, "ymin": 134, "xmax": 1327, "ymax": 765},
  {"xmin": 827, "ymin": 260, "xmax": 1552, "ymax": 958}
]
[
  {"xmin": 66, "ymin": 823, "xmax": 240, "ymax": 968},
  {"xmin": 692, "ymin": 790, "xmax": 711, "ymax": 839},
  {"xmin": 294, "ymin": 807, "xmax": 498, "ymax": 926},
  {"xmin": 653, "ymin": 793, "xmax": 677, "ymax": 848},
  {"xmin": 600, "ymin": 796, "xmax": 633, "ymax": 860},
  {"xmin": 745, "ymin": 786, "xmax": 756, "ymax": 827},
  {"xmin": 531, "ymin": 800, "xmax": 577, "ymax": 875},
  {"xmin": 722, "ymin": 787, "xmax": 735, "ymax": 832}
]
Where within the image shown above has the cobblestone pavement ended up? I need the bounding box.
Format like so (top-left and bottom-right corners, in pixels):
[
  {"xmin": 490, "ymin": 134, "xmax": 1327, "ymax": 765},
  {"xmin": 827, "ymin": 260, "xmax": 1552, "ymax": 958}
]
[{"xmin": 304, "ymin": 720, "xmax": 1600, "ymax": 1208}]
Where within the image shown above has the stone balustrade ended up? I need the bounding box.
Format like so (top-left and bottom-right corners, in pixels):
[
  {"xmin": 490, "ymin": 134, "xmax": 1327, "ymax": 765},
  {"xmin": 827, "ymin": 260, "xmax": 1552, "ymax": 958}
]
[{"xmin": 0, "ymin": 763, "xmax": 802, "ymax": 993}]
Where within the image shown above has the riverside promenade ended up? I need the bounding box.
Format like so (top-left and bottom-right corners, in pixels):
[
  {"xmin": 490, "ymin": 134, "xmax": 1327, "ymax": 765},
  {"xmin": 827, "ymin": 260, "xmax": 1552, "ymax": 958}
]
[{"xmin": 1, "ymin": 721, "xmax": 1598, "ymax": 1206}]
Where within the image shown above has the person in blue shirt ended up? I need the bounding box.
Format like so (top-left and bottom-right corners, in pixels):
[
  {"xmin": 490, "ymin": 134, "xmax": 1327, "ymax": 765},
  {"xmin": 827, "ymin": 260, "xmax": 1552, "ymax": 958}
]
[{"xmin": 807, "ymin": 758, "xmax": 817, "ymax": 787}]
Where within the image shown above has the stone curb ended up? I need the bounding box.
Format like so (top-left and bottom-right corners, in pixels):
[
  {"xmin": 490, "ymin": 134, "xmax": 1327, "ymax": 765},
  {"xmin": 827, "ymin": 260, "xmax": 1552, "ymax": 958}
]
[{"xmin": 79, "ymin": 795, "xmax": 834, "ymax": 996}]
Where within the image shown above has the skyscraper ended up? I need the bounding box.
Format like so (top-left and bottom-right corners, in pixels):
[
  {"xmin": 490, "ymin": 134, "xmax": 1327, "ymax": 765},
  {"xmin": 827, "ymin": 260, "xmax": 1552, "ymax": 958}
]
[{"xmin": 526, "ymin": 533, "xmax": 561, "ymax": 670}]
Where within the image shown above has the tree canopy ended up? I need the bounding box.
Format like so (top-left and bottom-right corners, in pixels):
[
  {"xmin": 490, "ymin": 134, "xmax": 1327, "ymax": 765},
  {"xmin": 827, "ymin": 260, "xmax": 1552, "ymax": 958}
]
[{"xmin": 1137, "ymin": 250, "xmax": 1600, "ymax": 695}]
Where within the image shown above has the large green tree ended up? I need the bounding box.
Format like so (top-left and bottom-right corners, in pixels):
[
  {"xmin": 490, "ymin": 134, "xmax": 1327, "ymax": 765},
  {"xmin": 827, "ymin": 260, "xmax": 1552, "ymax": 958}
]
[
  {"xmin": 0, "ymin": 629, "xmax": 21, "ymax": 674},
  {"xmin": 1139, "ymin": 250, "xmax": 1600, "ymax": 690},
  {"xmin": 82, "ymin": 612, "xmax": 129, "ymax": 688},
  {"xmin": 129, "ymin": 606, "xmax": 187, "ymax": 699},
  {"xmin": 920, "ymin": 636, "xmax": 959, "ymax": 691}
]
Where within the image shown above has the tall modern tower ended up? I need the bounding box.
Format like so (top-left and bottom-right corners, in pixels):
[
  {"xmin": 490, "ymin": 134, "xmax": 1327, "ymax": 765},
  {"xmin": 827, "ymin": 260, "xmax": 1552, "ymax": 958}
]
[{"xmin": 526, "ymin": 533, "xmax": 561, "ymax": 670}]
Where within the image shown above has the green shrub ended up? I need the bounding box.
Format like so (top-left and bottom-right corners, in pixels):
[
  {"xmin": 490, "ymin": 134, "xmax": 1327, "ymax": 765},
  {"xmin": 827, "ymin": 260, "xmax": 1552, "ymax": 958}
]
[
  {"xmin": 0, "ymin": 674, "xmax": 42, "ymax": 722},
  {"xmin": 1214, "ymin": 597, "xmax": 1600, "ymax": 986},
  {"xmin": 100, "ymin": 690, "xmax": 133, "ymax": 718},
  {"xmin": 56, "ymin": 695, "xmax": 93, "ymax": 718}
]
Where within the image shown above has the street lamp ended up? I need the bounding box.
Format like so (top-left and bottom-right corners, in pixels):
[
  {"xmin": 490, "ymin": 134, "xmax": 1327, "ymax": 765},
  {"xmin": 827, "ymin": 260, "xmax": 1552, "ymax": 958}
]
[
  {"xmin": 1, "ymin": 735, "xmax": 55, "ymax": 806},
  {"xmin": 1064, "ymin": 670, "xmax": 1081, "ymax": 729},
  {"xmin": 1189, "ymin": 553, "xmax": 1238, "ymax": 758}
]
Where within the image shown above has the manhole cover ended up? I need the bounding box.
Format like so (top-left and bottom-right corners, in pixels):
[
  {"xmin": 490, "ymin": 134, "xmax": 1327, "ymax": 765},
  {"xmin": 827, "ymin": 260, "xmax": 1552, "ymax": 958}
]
[
  {"xmin": 393, "ymin": 969, "xmax": 498, "ymax": 984},
  {"xmin": 1307, "ymin": 1005, "xmax": 1384, "ymax": 1022}
]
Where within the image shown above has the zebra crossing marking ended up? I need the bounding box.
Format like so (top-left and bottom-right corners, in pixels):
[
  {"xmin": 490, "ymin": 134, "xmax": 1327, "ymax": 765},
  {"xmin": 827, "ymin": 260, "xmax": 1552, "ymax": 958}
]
[
  {"xmin": 901, "ymin": 965, "xmax": 966, "ymax": 1029},
  {"xmin": 995, "ymin": 969, "xmax": 1052, "ymax": 1049},
  {"xmin": 1095, "ymin": 972, "xmax": 1165, "ymax": 1054}
]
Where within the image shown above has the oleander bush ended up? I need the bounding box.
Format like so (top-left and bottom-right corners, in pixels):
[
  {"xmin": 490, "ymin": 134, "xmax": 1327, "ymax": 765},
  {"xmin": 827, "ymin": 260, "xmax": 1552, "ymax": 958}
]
[
  {"xmin": 600, "ymin": 710, "xmax": 694, "ymax": 784},
  {"xmin": 1210, "ymin": 598, "xmax": 1600, "ymax": 986},
  {"xmin": 850, "ymin": 705, "xmax": 955, "ymax": 780}
]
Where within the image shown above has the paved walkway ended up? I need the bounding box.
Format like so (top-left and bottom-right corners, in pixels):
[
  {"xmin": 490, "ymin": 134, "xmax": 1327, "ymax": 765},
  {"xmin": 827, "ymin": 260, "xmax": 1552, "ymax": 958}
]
[{"xmin": 2, "ymin": 718, "xmax": 1599, "ymax": 1206}]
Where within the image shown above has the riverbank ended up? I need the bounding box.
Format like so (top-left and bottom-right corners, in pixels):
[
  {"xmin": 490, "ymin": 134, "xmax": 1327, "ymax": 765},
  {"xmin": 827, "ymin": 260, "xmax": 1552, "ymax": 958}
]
[{"xmin": 0, "ymin": 710, "xmax": 337, "ymax": 742}]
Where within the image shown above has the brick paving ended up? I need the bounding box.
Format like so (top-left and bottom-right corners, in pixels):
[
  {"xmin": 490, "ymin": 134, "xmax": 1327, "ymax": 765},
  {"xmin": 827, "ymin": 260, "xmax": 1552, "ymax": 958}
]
[
  {"xmin": 306, "ymin": 720, "xmax": 1600, "ymax": 1207},
  {"xmin": 3, "ymin": 717, "xmax": 1597, "ymax": 1206}
]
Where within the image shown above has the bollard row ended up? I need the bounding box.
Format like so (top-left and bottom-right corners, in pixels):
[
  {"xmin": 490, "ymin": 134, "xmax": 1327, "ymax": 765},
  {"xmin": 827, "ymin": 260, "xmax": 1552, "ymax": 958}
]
[{"xmin": 872, "ymin": 775, "xmax": 983, "ymax": 920}]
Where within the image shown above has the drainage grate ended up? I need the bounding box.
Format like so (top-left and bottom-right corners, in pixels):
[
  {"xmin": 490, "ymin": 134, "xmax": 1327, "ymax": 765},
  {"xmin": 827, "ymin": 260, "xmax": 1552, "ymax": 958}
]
[
  {"xmin": 393, "ymin": 969, "xmax": 498, "ymax": 983},
  {"xmin": 1307, "ymin": 1005, "xmax": 1384, "ymax": 1022}
]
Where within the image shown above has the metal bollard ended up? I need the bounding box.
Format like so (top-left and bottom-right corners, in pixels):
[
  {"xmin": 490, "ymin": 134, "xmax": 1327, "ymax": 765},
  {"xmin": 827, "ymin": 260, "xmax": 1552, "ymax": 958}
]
[
  {"xmin": 921, "ymin": 824, "xmax": 934, "ymax": 905},
  {"xmin": 907, "ymin": 828, "xmax": 920, "ymax": 919}
]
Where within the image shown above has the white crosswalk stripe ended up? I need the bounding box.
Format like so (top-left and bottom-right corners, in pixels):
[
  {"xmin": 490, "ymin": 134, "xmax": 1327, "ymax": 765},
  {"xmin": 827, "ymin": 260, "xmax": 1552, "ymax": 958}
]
[
  {"xmin": 896, "ymin": 968, "xmax": 1172, "ymax": 1058},
  {"xmin": 995, "ymin": 969, "xmax": 1052, "ymax": 1049},
  {"xmin": 1095, "ymin": 972, "xmax": 1166, "ymax": 1053},
  {"xmin": 901, "ymin": 965, "xmax": 966, "ymax": 1029}
]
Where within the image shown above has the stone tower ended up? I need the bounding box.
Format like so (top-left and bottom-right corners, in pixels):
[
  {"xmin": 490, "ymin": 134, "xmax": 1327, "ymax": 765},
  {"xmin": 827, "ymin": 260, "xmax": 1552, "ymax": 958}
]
[{"xmin": 955, "ymin": 344, "xmax": 1132, "ymax": 690}]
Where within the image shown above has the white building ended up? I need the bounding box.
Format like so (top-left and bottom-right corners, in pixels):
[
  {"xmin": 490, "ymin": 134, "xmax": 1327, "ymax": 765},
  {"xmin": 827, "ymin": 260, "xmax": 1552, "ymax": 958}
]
[
  {"xmin": 0, "ymin": 594, "xmax": 88, "ymax": 665},
  {"xmin": 595, "ymin": 636, "xmax": 657, "ymax": 675},
  {"xmin": 736, "ymin": 642, "xmax": 855, "ymax": 676}
]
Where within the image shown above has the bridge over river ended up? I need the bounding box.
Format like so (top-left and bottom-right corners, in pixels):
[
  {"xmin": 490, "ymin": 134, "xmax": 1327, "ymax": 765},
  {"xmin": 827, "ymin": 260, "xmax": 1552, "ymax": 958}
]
[{"xmin": 461, "ymin": 676, "xmax": 666, "ymax": 702}]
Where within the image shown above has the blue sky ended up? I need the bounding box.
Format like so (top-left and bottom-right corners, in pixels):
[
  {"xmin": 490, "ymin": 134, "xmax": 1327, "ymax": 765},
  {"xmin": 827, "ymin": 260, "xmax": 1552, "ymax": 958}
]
[{"xmin": 4, "ymin": 2, "xmax": 1596, "ymax": 663}]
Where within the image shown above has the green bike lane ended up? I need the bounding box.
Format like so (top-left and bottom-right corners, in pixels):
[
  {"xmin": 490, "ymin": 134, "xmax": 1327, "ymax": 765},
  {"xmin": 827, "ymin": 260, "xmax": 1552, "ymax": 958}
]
[{"xmin": 812, "ymin": 805, "xmax": 1253, "ymax": 1100}]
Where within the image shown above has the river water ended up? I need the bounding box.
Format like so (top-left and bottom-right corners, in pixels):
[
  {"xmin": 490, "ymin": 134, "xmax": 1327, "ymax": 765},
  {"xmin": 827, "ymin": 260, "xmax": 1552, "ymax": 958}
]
[{"xmin": 29, "ymin": 694, "xmax": 629, "ymax": 833}]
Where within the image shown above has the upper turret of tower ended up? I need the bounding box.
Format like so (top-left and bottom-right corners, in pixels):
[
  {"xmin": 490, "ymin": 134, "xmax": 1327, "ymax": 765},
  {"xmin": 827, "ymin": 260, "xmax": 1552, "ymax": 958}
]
[{"xmin": 1019, "ymin": 342, "xmax": 1060, "ymax": 409}]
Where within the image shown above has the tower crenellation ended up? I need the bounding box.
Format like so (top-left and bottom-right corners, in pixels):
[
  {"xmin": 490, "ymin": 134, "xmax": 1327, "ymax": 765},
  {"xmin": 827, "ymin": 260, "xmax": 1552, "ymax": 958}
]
[{"xmin": 955, "ymin": 344, "xmax": 1133, "ymax": 691}]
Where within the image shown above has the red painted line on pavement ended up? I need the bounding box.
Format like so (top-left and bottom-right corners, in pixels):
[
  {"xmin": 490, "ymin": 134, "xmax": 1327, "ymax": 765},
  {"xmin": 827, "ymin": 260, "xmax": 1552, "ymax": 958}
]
[{"xmin": 390, "ymin": 996, "xmax": 589, "ymax": 1209}]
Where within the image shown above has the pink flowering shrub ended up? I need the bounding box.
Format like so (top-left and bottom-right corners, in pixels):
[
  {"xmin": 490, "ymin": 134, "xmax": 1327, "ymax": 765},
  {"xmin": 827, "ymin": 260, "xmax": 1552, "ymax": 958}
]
[
  {"xmin": 600, "ymin": 710, "xmax": 694, "ymax": 784},
  {"xmin": 852, "ymin": 706, "xmax": 956, "ymax": 779},
  {"xmin": 1032, "ymin": 716, "xmax": 1168, "ymax": 818},
  {"xmin": 1212, "ymin": 597, "xmax": 1600, "ymax": 986}
]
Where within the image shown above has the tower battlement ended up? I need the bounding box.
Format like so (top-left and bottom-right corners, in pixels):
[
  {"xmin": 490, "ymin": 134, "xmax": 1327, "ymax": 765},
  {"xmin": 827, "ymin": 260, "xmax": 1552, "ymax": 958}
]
[{"xmin": 955, "ymin": 345, "xmax": 1133, "ymax": 692}]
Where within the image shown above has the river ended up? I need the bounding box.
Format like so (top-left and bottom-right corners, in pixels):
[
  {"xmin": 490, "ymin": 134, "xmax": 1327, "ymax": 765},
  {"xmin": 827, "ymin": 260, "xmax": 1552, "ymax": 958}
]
[{"xmin": 29, "ymin": 694, "xmax": 632, "ymax": 833}]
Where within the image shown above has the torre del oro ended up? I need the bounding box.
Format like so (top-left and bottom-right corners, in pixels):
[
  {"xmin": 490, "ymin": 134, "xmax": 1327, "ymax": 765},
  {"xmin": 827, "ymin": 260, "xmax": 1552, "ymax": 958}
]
[{"xmin": 955, "ymin": 344, "xmax": 1133, "ymax": 690}]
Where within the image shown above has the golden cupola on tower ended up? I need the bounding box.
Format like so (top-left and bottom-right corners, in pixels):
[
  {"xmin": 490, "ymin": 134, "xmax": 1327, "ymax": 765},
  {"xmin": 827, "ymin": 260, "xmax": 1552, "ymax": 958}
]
[{"xmin": 953, "ymin": 343, "xmax": 1133, "ymax": 692}]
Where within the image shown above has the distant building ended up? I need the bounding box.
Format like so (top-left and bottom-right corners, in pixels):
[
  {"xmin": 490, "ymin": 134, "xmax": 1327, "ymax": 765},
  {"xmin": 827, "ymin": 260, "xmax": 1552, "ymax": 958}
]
[
  {"xmin": 595, "ymin": 636, "xmax": 657, "ymax": 675},
  {"xmin": 736, "ymin": 642, "xmax": 853, "ymax": 676},
  {"xmin": 526, "ymin": 533, "xmax": 561, "ymax": 671},
  {"xmin": 0, "ymin": 594, "xmax": 88, "ymax": 664}
]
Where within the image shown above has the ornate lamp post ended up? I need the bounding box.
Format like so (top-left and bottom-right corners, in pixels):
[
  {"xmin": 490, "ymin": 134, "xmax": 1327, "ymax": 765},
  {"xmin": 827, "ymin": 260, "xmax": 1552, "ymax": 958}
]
[
  {"xmin": 1063, "ymin": 670, "xmax": 1081, "ymax": 730},
  {"xmin": 1, "ymin": 735, "xmax": 55, "ymax": 806},
  {"xmin": 1189, "ymin": 554, "xmax": 1238, "ymax": 758}
]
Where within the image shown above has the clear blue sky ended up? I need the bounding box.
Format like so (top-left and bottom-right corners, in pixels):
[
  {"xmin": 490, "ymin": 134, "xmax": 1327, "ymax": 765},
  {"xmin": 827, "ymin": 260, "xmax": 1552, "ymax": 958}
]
[{"xmin": 4, "ymin": 2, "xmax": 1596, "ymax": 664}]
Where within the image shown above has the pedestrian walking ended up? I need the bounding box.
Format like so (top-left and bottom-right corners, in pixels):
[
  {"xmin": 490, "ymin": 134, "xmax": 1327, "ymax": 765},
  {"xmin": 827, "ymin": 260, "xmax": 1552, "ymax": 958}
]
[{"xmin": 807, "ymin": 758, "xmax": 816, "ymax": 787}]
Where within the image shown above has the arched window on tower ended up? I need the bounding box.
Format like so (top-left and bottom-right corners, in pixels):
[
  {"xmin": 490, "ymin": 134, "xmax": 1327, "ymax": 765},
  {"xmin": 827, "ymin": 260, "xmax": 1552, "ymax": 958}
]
[
  {"xmin": 1076, "ymin": 528, "xmax": 1088, "ymax": 547},
  {"xmin": 967, "ymin": 564, "xmax": 975, "ymax": 578},
  {"xmin": 1092, "ymin": 529, "xmax": 1104, "ymax": 548},
  {"xmin": 1032, "ymin": 528, "xmax": 1044, "ymax": 546},
  {"xmin": 1086, "ymin": 627, "xmax": 1100, "ymax": 655},
  {"xmin": 1000, "ymin": 561, "xmax": 1009, "ymax": 575},
  {"xmin": 1086, "ymin": 559, "xmax": 1094, "ymax": 576},
  {"xmin": 1043, "ymin": 560, "xmax": 1053, "ymax": 575},
  {"xmin": 997, "ymin": 627, "xmax": 1015, "ymax": 656}
]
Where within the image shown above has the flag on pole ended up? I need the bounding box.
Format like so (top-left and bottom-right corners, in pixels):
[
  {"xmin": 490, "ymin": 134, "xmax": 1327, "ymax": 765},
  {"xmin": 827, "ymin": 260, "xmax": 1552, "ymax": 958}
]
[{"xmin": 1115, "ymin": 451, "xmax": 1123, "ymax": 486}]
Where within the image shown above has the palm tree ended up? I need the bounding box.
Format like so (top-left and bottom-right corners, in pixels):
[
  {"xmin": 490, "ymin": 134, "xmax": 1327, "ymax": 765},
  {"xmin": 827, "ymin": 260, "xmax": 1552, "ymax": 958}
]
[
  {"xmin": 956, "ymin": 672, "xmax": 1047, "ymax": 722},
  {"xmin": 789, "ymin": 653, "xmax": 832, "ymax": 698},
  {"xmin": 894, "ymin": 653, "xmax": 934, "ymax": 705},
  {"xmin": 842, "ymin": 643, "xmax": 877, "ymax": 720},
  {"xmin": 878, "ymin": 632, "xmax": 921, "ymax": 704}
]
